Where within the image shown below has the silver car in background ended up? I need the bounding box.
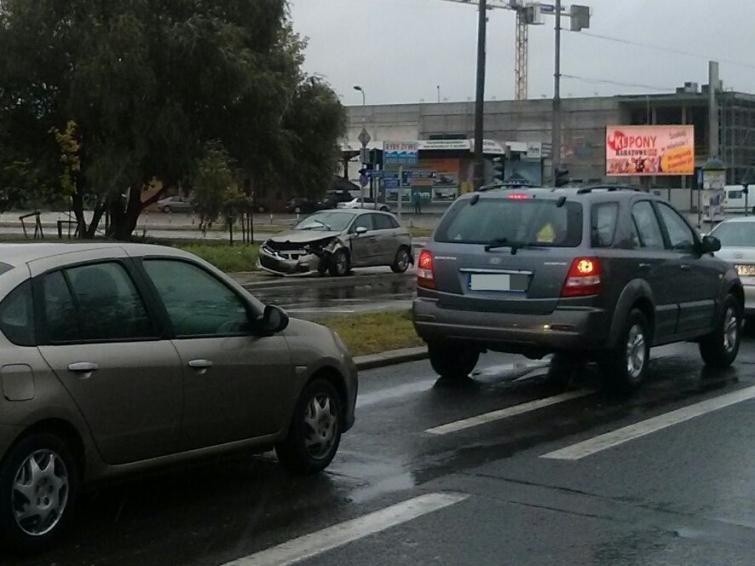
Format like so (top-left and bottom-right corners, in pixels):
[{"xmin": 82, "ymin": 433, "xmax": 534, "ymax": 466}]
[
  {"xmin": 709, "ymin": 216, "xmax": 755, "ymax": 316},
  {"xmin": 258, "ymin": 209, "xmax": 413, "ymax": 276}
]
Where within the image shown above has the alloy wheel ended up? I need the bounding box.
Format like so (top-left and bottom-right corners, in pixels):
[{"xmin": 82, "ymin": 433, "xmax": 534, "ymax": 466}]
[
  {"xmin": 12, "ymin": 449, "xmax": 70, "ymax": 537},
  {"xmin": 625, "ymin": 323, "xmax": 646, "ymax": 379},
  {"xmin": 303, "ymin": 393, "xmax": 338, "ymax": 460}
]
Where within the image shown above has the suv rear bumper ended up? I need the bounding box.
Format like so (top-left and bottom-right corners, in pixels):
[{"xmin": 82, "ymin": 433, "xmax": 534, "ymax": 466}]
[{"xmin": 413, "ymin": 297, "xmax": 610, "ymax": 354}]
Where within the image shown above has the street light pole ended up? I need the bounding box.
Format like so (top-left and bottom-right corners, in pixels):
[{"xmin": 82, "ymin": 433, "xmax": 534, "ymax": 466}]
[
  {"xmin": 353, "ymin": 85, "xmax": 366, "ymax": 106},
  {"xmin": 473, "ymin": 0, "xmax": 487, "ymax": 190},
  {"xmin": 552, "ymin": 0, "xmax": 562, "ymax": 182}
]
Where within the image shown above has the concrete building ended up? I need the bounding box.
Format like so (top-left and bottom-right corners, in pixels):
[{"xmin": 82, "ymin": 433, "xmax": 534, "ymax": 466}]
[{"xmin": 343, "ymin": 83, "xmax": 755, "ymax": 197}]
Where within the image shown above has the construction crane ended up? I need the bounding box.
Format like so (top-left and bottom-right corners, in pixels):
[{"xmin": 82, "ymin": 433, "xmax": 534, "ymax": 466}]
[{"xmin": 439, "ymin": 1, "xmax": 590, "ymax": 100}]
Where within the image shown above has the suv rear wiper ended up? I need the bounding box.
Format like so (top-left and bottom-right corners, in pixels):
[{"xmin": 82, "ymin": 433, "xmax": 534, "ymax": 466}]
[{"xmin": 484, "ymin": 238, "xmax": 547, "ymax": 255}]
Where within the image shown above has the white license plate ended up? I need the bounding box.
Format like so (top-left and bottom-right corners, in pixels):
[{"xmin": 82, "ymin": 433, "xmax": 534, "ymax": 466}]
[{"xmin": 469, "ymin": 273, "xmax": 511, "ymax": 291}]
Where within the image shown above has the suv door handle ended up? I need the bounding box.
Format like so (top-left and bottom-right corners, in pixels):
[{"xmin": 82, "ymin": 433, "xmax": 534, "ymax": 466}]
[
  {"xmin": 67, "ymin": 362, "xmax": 98, "ymax": 376},
  {"xmin": 188, "ymin": 359, "xmax": 213, "ymax": 373}
]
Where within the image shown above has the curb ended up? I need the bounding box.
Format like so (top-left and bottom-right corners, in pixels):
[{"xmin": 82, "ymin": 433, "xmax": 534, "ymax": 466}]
[{"xmin": 354, "ymin": 346, "xmax": 428, "ymax": 371}]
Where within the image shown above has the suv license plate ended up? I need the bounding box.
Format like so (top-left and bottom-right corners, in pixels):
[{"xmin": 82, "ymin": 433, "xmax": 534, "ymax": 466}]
[{"xmin": 469, "ymin": 273, "xmax": 512, "ymax": 291}]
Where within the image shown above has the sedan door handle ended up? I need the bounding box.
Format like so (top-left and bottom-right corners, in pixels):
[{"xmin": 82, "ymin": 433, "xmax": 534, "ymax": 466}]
[
  {"xmin": 680, "ymin": 264, "xmax": 691, "ymax": 271},
  {"xmin": 67, "ymin": 362, "xmax": 98, "ymax": 376},
  {"xmin": 188, "ymin": 359, "xmax": 213, "ymax": 371},
  {"xmin": 638, "ymin": 262, "xmax": 651, "ymax": 269}
]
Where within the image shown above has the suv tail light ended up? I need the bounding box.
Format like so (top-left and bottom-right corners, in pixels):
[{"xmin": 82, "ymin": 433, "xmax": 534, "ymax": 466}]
[
  {"xmin": 417, "ymin": 249, "xmax": 435, "ymax": 288},
  {"xmin": 562, "ymin": 257, "xmax": 602, "ymax": 297}
]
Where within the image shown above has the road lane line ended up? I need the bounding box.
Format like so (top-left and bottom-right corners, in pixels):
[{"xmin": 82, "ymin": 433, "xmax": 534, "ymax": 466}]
[
  {"xmin": 425, "ymin": 390, "xmax": 593, "ymax": 435},
  {"xmin": 542, "ymin": 384, "xmax": 755, "ymax": 461},
  {"xmin": 221, "ymin": 492, "xmax": 468, "ymax": 566}
]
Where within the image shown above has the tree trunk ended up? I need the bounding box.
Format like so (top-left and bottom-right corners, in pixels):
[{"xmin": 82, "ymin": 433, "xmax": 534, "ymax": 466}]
[
  {"xmin": 71, "ymin": 191, "xmax": 88, "ymax": 239},
  {"xmin": 85, "ymin": 201, "xmax": 108, "ymax": 239}
]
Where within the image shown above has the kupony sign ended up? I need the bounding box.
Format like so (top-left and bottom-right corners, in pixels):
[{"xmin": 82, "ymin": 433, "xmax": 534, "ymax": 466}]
[{"xmin": 606, "ymin": 125, "xmax": 695, "ymax": 176}]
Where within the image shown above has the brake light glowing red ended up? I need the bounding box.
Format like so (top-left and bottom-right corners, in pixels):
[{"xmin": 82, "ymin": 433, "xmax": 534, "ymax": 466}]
[
  {"xmin": 506, "ymin": 193, "xmax": 529, "ymax": 200},
  {"xmin": 417, "ymin": 249, "xmax": 435, "ymax": 288},
  {"xmin": 562, "ymin": 257, "xmax": 602, "ymax": 297}
]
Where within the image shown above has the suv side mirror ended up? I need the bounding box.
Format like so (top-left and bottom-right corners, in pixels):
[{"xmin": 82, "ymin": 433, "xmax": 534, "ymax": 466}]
[
  {"xmin": 259, "ymin": 305, "xmax": 289, "ymax": 334},
  {"xmin": 355, "ymin": 226, "xmax": 368, "ymax": 235},
  {"xmin": 700, "ymin": 235, "xmax": 721, "ymax": 254}
]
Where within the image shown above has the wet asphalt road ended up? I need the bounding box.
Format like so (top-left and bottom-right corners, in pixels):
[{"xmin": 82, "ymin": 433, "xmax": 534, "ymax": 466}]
[{"xmin": 7, "ymin": 339, "xmax": 755, "ymax": 566}]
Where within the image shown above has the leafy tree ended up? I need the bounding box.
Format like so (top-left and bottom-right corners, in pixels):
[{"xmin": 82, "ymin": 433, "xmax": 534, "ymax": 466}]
[
  {"xmin": 192, "ymin": 143, "xmax": 237, "ymax": 232},
  {"xmin": 0, "ymin": 0, "xmax": 346, "ymax": 240}
]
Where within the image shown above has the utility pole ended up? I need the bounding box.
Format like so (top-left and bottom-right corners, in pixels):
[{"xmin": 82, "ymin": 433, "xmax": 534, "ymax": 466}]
[
  {"xmin": 551, "ymin": 0, "xmax": 562, "ymax": 183},
  {"xmin": 473, "ymin": 0, "xmax": 487, "ymax": 190}
]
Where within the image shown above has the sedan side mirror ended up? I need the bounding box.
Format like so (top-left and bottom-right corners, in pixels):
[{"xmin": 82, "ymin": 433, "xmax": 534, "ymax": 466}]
[
  {"xmin": 259, "ymin": 305, "xmax": 289, "ymax": 334},
  {"xmin": 355, "ymin": 226, "xmax": 368, "ymax": 236},
  {"xmin": 700, "ymin": 235, "xmax": 721, "ymax": 254}
]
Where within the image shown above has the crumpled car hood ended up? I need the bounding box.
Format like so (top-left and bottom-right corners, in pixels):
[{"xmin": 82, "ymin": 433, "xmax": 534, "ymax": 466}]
[{"xmin": 267, "ymin": 230, "xmax": 340, "ymax": 244}]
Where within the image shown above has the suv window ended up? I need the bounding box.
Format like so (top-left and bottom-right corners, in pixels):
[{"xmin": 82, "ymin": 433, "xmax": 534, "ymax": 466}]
[
  {"xmin": 591, "ymin": 202, "xmax": 619, "ymax": 248},
  {"xmin": 352, "ymin": 214, "xmax": 374, "ymax": 232},
  {"xmin": 0, "ymin": 281, "xmax": 35, "ymax": 346},
  {"xmin": 657, "ymin": 202, "xmax": 696, "ymax": 251},
  {"xmin": 143, "ymin": 260, "xmax": 250, "ymax": 337},
  {"xmin": 435, "ymin": 197, "xmax": 583, "ymax": 247},
  {"xmin": 42, "ymin": 263, "xmax": 154, "ymax": 343},
  {"xmin": 631, "ymin": 201, "xmax": 665, "ymax": 249},
  {"xmin": 372, "ymin": 214, "xmax": 394, "ymax": 230},
  {"xmin": 727, "ymin": 190, "xmax": 743, "ymax": 199}
]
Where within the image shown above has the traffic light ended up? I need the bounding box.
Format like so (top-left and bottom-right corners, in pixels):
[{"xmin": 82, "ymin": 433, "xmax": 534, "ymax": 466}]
[
  {"xmin": 492, "ymin": 157, "xmax": 505, "ymax": 183},
  {"xmin": 555, "ymin": 168, "xmax": 570, "ymax": 188}
]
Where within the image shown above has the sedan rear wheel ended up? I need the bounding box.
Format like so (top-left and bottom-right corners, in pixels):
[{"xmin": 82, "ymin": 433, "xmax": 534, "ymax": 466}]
[{"xmin": 0, "ymin": 433, "xmax": 78, "ymax": 552}]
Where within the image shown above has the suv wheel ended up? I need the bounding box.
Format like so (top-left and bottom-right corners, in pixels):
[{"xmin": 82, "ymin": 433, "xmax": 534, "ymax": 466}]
[
  {"xmin": 276, "ymin": 379, "xmax": 342, "ymax": 475},
  {"xmin": 599, "ymin": 309, "xmax": 650, "ymax": 393},
  {"xmin": 428, "ymin": 342, "xmax": 480, "ymax": 379},
  {"xmin": 0, "ymin": 433, "xmax": 78, "ymax": 552},
  {"xmin": 699, "ymin": 294, "xmax": 742, "ymax": 368}
]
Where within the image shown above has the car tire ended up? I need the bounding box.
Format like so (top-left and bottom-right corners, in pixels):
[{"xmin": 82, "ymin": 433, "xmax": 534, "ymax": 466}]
[
  {"xmin": 428, "ymin": 342, "xmax": 480, "ymax": 379},
  {"xmin": 699, "ymin": 294, "xmax": 742, "ymax": 369},
  {"xmin": 329, "ymin": 249, "xmax": 350, "ymax": 277},
  {"xmin": 380, "ymin": 206, "xmax": 390, "ymax": 212},
  {"xmin": 547, "ymin": 353, "xmax": 584, "ymax": 390},
  {"xmin": 598, "ymin": 309, "xmax": 650, "ymax": 394},
  {"xmin": 0, "ymin": 433, "xmax": 79, "ymax": 552},
  {"xmin": 276, "ymin": 379, "xmax": 342, "ymax": 475},
  {"xmin": 391, "ymin": 247, "xmax": 411, "ymax": 273},
  {"xmin": 162, "ymin": 206, "xmax": 172, "ymax": 214}
]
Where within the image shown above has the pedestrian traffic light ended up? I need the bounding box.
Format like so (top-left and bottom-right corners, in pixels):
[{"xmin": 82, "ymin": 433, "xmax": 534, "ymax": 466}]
[
  {"xmin": 555, "ymin": 168, "xmax": 570, "ymax": 188},
  {"xmin": 492, "ymin": 157, "xmax": 505, "ymax": 183}
]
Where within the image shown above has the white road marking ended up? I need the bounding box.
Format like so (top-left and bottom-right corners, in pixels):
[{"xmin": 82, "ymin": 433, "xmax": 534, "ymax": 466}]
[
  {"xmin": 221, "ymin": 492, "xmax": 468, "ymax": 566},
  {"xmin": 425, "ymin": 390, "xmax": 593, "ymax": 435},
  {"xmin": 542, "ymin": 384, "xmax": 755, "ymax": 460}
]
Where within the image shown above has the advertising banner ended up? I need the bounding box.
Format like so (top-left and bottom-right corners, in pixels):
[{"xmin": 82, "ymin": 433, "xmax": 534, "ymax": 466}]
[{"xmin": 606, "ymin": 125, "xmax": 694, "ymax": 176}]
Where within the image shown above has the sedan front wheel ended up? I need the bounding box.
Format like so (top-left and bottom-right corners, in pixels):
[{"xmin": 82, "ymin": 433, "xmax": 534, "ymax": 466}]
[{"xmin": 276, "ymin": 379, "xmax": 342, "ymax": 475}]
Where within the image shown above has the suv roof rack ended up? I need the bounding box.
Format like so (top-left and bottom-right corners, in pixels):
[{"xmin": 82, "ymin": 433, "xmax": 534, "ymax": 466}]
[{"xmin": 576, "ymin": 185, "xmax": 641, "ymax": 195}]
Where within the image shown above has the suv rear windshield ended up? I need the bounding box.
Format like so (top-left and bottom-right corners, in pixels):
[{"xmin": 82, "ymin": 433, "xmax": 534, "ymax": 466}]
[{"xmin": 435, "ymin": 196, "xmax": 583, "ymax": 247}]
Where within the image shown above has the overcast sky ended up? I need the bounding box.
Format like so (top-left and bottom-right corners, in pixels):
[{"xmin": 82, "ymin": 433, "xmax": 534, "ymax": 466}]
[{"xmin": 289, "ymin": 0, "xmax": 755, "ymax": 107}]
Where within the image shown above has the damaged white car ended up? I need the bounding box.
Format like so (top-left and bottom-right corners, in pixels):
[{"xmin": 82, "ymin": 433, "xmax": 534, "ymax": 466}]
[{"xmin": 258, "ymin": 210, "xmax": 413, "ymax": 276}]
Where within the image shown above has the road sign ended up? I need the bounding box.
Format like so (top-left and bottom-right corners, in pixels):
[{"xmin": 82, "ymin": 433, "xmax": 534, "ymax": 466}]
[
  {"xmin": 358, "ymin": 127, "xmax": 371, "ymax": 147},
  {"xmin": 383, "ymin": 141, "xmax": 418, "ymax": 170}
]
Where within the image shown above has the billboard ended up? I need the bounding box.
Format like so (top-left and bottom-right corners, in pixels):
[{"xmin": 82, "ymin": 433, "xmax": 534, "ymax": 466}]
[{"xmin": 606, "ymin": 125, "xmax": 694, "ymax": 176}]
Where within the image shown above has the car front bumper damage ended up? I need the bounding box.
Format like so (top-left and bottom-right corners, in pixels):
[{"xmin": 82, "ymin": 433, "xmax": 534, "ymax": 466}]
[{"xmin": 258, "ymin": 239, "xmax": 344, "ymax": 276}]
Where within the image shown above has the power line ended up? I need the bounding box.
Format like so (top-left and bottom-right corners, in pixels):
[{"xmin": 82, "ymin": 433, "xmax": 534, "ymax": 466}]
[
  {"xmin": 571, "ymin": 31, "xmax": 755, "ymax": 72},
  {"xmin": 561, "ymin": 73, "xmax": 676, "ymax": 92}
]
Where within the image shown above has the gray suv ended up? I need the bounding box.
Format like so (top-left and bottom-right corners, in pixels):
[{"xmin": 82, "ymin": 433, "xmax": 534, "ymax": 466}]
[{"xmin": 413, "ymin": 188, "xmax": 743, "ymax": 391}]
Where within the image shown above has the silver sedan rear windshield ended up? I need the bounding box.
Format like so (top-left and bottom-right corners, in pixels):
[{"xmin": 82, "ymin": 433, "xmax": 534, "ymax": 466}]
[{"xmin": 435, "ymin": 197, "xmax": 583, "ymax": 247}]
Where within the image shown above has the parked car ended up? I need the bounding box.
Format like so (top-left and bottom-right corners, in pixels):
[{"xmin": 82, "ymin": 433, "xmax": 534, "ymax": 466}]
[
  {"xmin": 286, "ymin": 197, "xmax": 319, "ymax": 214},
  {"xmin": 708, "ymin": 216, "xmax": 755, "ymax": 318},
  {"xmin": 318, "ymin": 190, "xmax": 355, "ymax": 210},
  {"xmin": 337, "ymin": 197, "xmax": 391, "ymax": 213},
  {"xmin": 156, "ymin": 195, "xmax": 193, "ymax": 213},
  {"xmin": 259, "ymin": 209, "xmax": 412, "ymax": 276},
  {"xmin": 0, "ymin": 243, "xmax": 357, "ymax": 550},
  {"xmin": 722, "ymin": 185, "xmax": 754, "ymax": 214},
  {"xmin": 413, "ymin": 187, "xmax": 743, "ymax": 392}
]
